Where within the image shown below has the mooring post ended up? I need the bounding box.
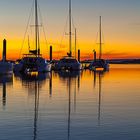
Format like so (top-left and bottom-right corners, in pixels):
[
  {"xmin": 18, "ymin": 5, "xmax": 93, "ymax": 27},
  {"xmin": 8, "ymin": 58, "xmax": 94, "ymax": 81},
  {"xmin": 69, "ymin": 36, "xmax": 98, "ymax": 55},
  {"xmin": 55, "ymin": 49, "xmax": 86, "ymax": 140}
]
[
  {"xmin": 3, "ymin": 39, "xmax": 7, "ymax": 62},
  {"xmin": 94, "ymin": 50, "xmax": 96, "ymax": 62},
  {"xmin": 78, "ymin": 49, "xmax": 80, "ymax": 62},
  {"xmin": 50, "ymin": 46, "xmax": 52, "ymax": 62}
]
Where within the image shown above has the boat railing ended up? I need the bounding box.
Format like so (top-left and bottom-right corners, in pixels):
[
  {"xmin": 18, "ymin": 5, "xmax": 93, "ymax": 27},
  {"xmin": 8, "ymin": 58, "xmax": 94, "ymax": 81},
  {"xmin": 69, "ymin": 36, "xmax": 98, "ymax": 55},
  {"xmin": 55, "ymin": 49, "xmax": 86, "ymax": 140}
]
[{"xmin": 22, "ymin": 54, "xmax": 42, "ymax": 57}]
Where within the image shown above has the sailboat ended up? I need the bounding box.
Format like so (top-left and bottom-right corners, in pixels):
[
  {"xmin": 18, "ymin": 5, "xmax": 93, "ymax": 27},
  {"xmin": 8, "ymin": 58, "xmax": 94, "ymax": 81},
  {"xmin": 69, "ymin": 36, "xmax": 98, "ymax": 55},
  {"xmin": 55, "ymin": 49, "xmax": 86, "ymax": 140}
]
[
  {"xmin": 14, "ymin": 0, "xmax": 51, "ymax": 73},
  {"xmin": 89, "ymin": 16, "xmax": 109, "ymax": 71},
  {"xmin": 55, "ymin": 0, "xmax": 82, "ymax": 71}
]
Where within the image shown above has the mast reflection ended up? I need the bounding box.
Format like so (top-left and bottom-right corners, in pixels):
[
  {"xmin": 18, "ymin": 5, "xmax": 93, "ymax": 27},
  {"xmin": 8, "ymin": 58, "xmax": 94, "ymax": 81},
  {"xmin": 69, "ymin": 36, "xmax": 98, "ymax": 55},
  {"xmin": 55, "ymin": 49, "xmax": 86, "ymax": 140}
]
[
  {"xmin": 14, "ymin": 72, "xmax": 51, "ymax": 140},
  {"xmin": 68, "ymin": 76, "xmax": 71, "ymax": 140},
  {"xmin": 98, "ymin": 72, "xmax": 102, "ymax": 126},
  {"xmin": 74, "ymin": 78, "xmax": 77, "ymax": 112},
  {"xmin": 93, "ymin": 71, "xmax": 105, "ymax": 126},
  {"xmin": 49, "ymin": 72, "xmax": 52, "ymax": 97},
  {"xmin": 14, "ymin": 72, "xmax": 51, "ymax": 93},
  {"xmin": 57, "ymin": 71, "xmax": 80, "ymax": 140},
  {"xmin": 33, "ymin": 79, "xmax": 39, "ymax": 140}
]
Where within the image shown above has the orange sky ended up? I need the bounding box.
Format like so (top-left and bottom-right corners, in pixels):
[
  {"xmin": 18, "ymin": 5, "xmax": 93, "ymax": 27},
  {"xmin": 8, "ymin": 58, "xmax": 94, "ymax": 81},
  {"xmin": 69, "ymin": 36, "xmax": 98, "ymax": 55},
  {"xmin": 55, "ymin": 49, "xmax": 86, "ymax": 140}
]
[
  {"xmin": 0, "ymin": 0, "xmax": 140, "ymax": 60},
  {"xmin": 0, "ymin": 38, "xmax": 140, "ymax": 61}
]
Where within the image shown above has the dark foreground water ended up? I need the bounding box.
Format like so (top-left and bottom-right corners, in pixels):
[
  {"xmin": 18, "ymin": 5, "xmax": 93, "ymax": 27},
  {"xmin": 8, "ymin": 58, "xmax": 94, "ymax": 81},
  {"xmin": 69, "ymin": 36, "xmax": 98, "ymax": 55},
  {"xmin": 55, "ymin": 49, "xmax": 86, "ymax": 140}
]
[{"xmin": 0, "ymin": 64, "xmax": 140, "ymax": 140}]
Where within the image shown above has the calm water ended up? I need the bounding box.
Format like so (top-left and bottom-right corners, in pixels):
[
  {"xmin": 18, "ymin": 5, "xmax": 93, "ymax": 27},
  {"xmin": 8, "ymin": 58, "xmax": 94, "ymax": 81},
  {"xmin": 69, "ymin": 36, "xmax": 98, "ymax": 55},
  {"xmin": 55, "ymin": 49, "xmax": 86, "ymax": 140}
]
[{"xmin": 0, "ymin": 64, "xmax": 140, "ymax": 140}]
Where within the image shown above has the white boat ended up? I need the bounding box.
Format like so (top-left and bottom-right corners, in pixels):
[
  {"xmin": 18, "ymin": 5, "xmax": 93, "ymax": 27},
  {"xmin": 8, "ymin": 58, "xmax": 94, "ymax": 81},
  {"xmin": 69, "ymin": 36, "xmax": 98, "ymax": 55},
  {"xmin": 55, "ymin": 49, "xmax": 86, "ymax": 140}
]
[
  {"xmin": 14, "ymin": 0, "xmax": 51, "ymax": 73},
  {"xmin": 0, "ymin": 39, "xmax": 13, "ymax": 74},
  {"xmin": 89, "ymin": 16, "xmax": 109, "ymax": 71},
  {"xmin": 55, "ymin": 0, "xmax": 82, "ymax": 71}
]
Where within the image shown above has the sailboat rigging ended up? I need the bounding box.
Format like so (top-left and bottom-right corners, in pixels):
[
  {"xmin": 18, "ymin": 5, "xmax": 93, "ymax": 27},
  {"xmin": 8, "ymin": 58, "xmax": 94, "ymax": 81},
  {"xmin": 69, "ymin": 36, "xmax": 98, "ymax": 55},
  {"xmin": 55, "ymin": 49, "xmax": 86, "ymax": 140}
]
[
  {"xmin": 89, "ymin": 16, "xmax": 109, "ymax": 71},
  {"xmin": 55, "ymin": 0, "xmax": 82, "ymax": 71},
  {"xmin": 69, "ymin": 0, "xmax": 72, "ymax": 57},
  {"xmin": 14, "ymin": 0, "xmax": 51, "ymax": 73}
]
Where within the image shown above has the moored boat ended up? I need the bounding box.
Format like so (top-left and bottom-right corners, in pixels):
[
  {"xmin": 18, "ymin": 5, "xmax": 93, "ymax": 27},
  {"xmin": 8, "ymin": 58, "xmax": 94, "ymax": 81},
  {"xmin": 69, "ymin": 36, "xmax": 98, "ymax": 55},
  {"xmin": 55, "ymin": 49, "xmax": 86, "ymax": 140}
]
[
  {"xmin": 14, "ymin": 54, "xmax": 51, "ymax": 73},
  {"xmin": 89, "ymin": 59, "xmax": 109, "ymax": 71},
  {"xmin": 14, "ymin": 0, "xmax": 51, "ymax": 73},
  {"xmin": 54, "ymin": 0, "xmax": 82, "ymax": 71},
  {"xmin": 89, "ymin": 16, "xmax": 109, "ymax": 71},
  {"xmin": 55, "ymin": 56, "xmax": 82, "ymax": 71}
]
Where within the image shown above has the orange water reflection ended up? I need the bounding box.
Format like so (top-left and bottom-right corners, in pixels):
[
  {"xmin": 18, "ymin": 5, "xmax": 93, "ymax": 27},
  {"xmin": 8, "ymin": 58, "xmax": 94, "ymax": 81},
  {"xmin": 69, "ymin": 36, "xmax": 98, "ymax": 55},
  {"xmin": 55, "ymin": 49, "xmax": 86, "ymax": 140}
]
[{"xmin": 1, "ymin": 64, "xmax": 140, "ymax": 139}]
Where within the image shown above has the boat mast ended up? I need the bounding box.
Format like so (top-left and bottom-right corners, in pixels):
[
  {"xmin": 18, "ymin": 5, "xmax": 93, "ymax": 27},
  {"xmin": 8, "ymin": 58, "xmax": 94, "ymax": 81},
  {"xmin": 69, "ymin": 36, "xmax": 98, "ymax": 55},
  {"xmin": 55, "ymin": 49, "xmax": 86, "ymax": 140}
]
[
  {"xmin": 99, "ymin": 16, "xmax": 102, "ymax": 59},
  {"xmin": 35, "ymin": 0, "xmax": 40, "ymax": 56},
  {"xmin": 69, "ymin": 0, "xmax": 72, "ymax": 57},
  {"xmin": 75, "ymin": 28, "xmax": 77, "ymax": 59},
  {"xmin": 28, "ymin": 35, "xmax": 30, "ymax": 52}
]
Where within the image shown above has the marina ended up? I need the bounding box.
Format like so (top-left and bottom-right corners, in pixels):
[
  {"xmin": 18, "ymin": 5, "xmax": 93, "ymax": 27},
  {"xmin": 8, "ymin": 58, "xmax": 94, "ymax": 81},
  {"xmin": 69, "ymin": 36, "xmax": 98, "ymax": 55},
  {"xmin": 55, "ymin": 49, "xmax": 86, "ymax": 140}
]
[
  {"xmin": 0, "ymin": 0, "xmax": 140, "ymax": 140},
  {"xmin": 1, "ymin": 0, "xmax": 110, "ymax": 74}
]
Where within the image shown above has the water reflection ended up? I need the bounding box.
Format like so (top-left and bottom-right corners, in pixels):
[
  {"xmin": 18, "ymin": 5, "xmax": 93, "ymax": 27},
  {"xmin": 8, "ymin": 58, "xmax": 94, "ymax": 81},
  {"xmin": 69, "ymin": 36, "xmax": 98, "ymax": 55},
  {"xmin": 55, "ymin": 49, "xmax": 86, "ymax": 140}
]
[
  {"xmin": 1, "ymin": 65, "xmax": 140, "ymax": 140},
  {"xmin": 93, "ymin": 71, "xmax": 106, "ymax": 126},
  {"xmin": 57, "ymin": 71, "xmax": 80, "ymax": 140},
  {"xmin": 14, "ymin": 72, "xmax": 53, "ymax": 95},
  {"xmin": 58, "ymin": 70, "xmax": 80, "ymax": 79},
  {"xmin": 49, "ymin": 72, "xmax": 52, "ymax": 97},
  {"xmin": 14, "ymin": 72, "xmax": 52, "ymax": 140},
  {"xmin": 74, "ymin": 78, "xmax": 77, "ymax": 112},
  {"xmin": 33, "ymin": 80, "xmax": 39, "ymax": 140},
  {"xmin": 24, "ymin": 78, "xmax": 40, "ymax": 140},
  {"xmin": 68, "ymin": 77, "xmax": 71, "ymax": 140},
  {"xmin": 14, "ymin": 72, "xmax": 50, "ymax": 82},
  {"xmin": 0, "ymin": 74, "xmax": 13, "ymax": 109}
]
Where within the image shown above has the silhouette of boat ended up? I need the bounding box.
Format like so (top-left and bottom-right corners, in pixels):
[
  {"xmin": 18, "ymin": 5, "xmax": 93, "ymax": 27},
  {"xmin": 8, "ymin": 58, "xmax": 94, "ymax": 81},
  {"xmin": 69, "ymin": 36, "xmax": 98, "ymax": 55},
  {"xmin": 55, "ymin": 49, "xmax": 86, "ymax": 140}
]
[
  {"xmin": 14, "ymin": 0, "xmax": 51, "ymax": 73},
  {"xmin": 89, "ymin": 16, "xmax": 109, "ymax": 71},
  {"xmin": 89, "ymin": 59, "xmax": 109, "ymax": 71},
  {"xmin": 55, "ymin": 56, "xmax": 82, "ymax": 71},
  {"xmin": 55, "ymin": 0, "xmax": 82, "ymax": 71}
]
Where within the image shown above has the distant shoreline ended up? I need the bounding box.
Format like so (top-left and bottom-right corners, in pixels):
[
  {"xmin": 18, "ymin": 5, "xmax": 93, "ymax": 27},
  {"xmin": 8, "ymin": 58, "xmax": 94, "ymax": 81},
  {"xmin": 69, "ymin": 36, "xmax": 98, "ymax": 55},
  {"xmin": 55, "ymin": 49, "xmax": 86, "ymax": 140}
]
[
  {"xmin": 6, "ymin": 59, "xmax": 140, "ymax": 64},
  {"xmin": 81, "ymin": 59, "xmax": 140, "ymax": 64}
]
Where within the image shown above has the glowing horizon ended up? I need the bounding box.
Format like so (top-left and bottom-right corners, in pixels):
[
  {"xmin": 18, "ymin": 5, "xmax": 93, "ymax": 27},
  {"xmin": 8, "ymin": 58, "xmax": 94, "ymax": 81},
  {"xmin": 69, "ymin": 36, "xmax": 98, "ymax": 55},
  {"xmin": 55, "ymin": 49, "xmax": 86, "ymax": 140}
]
[{"xmin": 0, "ymin": 0, "xmax": 140, "ymax": 60}]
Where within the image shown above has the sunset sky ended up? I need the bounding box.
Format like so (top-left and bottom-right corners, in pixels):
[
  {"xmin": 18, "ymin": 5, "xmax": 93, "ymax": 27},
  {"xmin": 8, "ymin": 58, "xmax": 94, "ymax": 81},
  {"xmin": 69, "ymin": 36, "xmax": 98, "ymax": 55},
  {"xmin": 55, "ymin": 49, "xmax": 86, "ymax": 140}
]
[{"xmin": 0, "ymin": 0, "xmax": 140, "ymax": 60}]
